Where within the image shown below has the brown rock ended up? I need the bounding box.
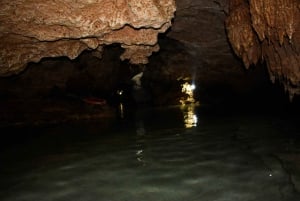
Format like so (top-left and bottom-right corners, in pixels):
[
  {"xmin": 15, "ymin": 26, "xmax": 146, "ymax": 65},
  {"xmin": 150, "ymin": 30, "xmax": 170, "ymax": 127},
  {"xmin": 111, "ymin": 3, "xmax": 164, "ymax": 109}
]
[
  {"xmin": 0, "ymin": 0, "xmax": 176, "ymax": 75},
  {"xmin": 226, "ymin": 0, "xmax": 300, "ymax": 99}
]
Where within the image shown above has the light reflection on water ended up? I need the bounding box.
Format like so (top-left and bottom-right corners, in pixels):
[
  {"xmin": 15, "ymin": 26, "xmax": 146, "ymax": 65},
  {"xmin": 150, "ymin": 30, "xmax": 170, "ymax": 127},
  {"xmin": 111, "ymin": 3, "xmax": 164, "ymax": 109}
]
[
  {"xmin": 135, "ymin": 119, "xmax": 146, "ymax": 165},
  {"xmin": 180, "ymin": 104, "xmax": 198, "ymax": 128},
  {"xmin": 0, "ymin": 106, "xmax": 299, "ymax": 201}
]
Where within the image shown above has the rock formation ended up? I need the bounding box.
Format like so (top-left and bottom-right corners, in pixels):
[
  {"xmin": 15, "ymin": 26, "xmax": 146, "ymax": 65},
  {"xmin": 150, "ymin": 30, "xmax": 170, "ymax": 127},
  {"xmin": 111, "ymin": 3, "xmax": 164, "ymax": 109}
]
[
  {"xmin": 226, "ymin": 0, "xmax": 300, "ymax": 99},
  {"xmin": 167, "ymin": 0, "xmax": 237, "ymax": 74},
  {"xmin": 0, "ymin": 0, "xmax": 175, "ymax": 76},
  {"xmin": 1, "ymin": 0, "xmax": 300, "ymax": 99}
]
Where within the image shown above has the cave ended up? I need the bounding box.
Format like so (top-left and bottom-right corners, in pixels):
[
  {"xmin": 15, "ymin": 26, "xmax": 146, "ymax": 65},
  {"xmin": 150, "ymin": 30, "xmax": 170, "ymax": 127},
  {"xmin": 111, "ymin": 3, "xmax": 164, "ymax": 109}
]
[{"xmin": 1, "ymin": 1, "xmax": 300, "ymax": 200}]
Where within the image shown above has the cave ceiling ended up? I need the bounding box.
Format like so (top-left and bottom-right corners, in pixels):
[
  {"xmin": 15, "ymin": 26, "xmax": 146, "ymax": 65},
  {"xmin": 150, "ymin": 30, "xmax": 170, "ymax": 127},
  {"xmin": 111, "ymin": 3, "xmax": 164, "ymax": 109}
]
[
  {"xmin": 0, "ymin": 0, "xmax": 176, "ymax": 75},
  {"xmin": 0, "ymin": 0, "xmax": 300, "ymax": 97}
]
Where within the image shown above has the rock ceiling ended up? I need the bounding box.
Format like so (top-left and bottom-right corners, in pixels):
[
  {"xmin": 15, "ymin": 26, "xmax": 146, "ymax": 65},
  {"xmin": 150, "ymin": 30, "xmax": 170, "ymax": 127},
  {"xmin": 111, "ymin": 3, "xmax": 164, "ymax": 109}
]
[
  {"xmin": 0, "ymin": 0, "xmax": 175, "ymax": 75},
  {"xmin": 0, "ymin": 0, "xmax": 300, "ymax": 97}
]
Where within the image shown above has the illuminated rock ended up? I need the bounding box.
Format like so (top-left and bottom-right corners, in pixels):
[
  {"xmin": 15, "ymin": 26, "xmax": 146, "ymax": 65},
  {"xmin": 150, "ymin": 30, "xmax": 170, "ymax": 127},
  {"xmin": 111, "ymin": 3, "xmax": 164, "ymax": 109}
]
[
  {"xmin": 0, "ymin": 0, "xmax": 175, "ymax": 75},
  {"xmin": 2, "ymin": 0, "xmax": 300, "ymax": 99},
  {"xmin": 226, "ymin": 0, "xmax": 300, "ymax": 99}
]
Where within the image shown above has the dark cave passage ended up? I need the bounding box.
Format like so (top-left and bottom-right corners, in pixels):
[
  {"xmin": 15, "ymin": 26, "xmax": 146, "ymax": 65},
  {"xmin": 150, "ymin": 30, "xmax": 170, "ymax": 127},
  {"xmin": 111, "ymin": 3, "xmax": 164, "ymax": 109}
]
[
  {"xmin": 0, "ymin": 36, "xmax": 298, "ymax": 128},
  {"xmin": 1, "ymin": 0, "xmax": 300, "ymax": 199},
  {"xmin": 1, "ymin": 35, "xmax": 300, "ymax": 201}
]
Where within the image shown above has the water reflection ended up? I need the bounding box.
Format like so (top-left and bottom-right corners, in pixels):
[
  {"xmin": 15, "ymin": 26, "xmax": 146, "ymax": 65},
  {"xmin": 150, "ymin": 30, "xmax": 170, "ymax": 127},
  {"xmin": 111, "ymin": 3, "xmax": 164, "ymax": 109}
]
[
  {"xmin": 1, "ymin": 107, "xmax": 299, "ymax": 201},
  {"xmin": 180, "ymin": 105, "xmax": 198, "ymax": 128},
  {"xmin": 118, "ymin": 102, "xmax": 125, "ymax": 119},
  {"xmin": 131, "ymin": 105, "xmax": 198, "ymax": 165},
  {"xmin": 136, "ymin": 120, "xmax": 146, "ymax": 136},
  {"xmin": 135, "ymin": 120, "xmax": 146, "ymax": 165}
]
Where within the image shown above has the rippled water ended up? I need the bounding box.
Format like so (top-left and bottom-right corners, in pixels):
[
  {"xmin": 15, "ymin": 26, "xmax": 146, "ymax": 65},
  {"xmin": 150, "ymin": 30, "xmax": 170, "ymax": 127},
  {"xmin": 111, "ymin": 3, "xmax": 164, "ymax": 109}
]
[{"xmin": 0, "ymin": 105, "xmax": 300, "ymax": 201}]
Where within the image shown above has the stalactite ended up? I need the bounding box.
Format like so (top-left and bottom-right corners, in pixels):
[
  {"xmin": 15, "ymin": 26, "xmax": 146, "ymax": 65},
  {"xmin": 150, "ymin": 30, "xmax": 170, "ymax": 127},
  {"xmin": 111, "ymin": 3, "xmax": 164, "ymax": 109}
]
[
  {"xmin": 225, "ymin": 0, "xmax": 261, "ymax": 68},
  {"xmin": 226, "ymin": 0, "xmax": 300, "ymax": 99}
]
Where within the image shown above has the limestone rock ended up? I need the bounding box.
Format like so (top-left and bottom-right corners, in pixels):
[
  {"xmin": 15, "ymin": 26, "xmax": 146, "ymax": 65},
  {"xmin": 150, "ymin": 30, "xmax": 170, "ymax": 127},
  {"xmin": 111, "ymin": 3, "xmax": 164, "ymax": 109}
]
[
  {"xmin": 226, "ymin": 0, "xmax": 300, "ymax": 98},
  {"xmin": 168, "ymin": 0, "xmax": 236, "ymax": 70},
  {"xmin": 0, "ymin": 0, "xmax": 176, "ymax": 75}
]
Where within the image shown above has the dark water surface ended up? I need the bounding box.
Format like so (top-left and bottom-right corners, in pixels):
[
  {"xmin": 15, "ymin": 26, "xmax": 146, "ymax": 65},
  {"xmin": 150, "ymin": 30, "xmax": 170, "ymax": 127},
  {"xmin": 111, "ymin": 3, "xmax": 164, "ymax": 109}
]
[{"xmin": 1, "ymin": 105, "xmax": 300, "ymax": 201}]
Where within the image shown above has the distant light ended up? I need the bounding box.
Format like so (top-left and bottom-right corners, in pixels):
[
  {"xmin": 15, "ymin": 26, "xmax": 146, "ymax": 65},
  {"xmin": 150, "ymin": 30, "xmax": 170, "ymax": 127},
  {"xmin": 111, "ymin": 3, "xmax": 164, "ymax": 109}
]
[
  {"xmin": 191, "ymin": 84, "xmax": 196, "ymax": 90},
  {"xmin": 117, "ymin": 90, "xmax": 123, "ymax": 95},
  {"xmin": 180, "ymin": 82, "xmax": 196, "ymax": 105}
]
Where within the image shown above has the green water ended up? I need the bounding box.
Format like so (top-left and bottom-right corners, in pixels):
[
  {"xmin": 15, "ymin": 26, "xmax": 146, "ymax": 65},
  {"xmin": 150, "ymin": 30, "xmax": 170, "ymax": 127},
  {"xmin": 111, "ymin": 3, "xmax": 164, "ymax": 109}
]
[{"xmin": 0, "ymin": 105, "xmax": 299, "ymax": 201}]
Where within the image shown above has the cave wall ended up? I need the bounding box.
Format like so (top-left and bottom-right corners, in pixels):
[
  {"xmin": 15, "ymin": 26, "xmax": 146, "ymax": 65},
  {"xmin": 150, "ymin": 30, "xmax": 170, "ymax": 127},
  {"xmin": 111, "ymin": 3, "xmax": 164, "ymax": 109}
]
[
  {"xmin": 0, "ymin": 46, "xmax": 130, "ymax": 100},
  {"xmin": 1, "ymin": 0, "xmax": 300, "ymax": 103},
  {"xmin": 167, "ymin": 0, "xmax": 238, "ymax": 73},
  {"xmin": 142, "ymin": 36, "xmax": 284, "ymax": 106},
  {"xmin": 165, "ymin": 0, "xmax": 260, "ymax": 95},
  {"xmin": 225, "ymin": 0, "xmax": 300, "ymax": 99}
]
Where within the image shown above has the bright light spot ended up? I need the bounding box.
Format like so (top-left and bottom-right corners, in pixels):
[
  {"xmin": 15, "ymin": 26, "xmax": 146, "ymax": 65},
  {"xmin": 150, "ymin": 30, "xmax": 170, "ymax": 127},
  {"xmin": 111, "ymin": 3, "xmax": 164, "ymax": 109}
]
[
  {"xmin": 180, "ymin": 82, "xmax": 196, "ymax": 105},
  {"xmin": 181, "ymin": 105, "xmax": 198, "ymax": 128},
  {"xmin": 119, "ymin": 103, "xmax": 124, "ymax": 118},
  {"xmin": 136, "ymin": 150, "xmax": 143, "ymax": 155},
  {"xmin": 191, "ymin": 84, "xmax": 196, "ymax": 90},
  {"xmin": 136, "ymin": 149, "xmax": 145, "ymax": 164},
  {"xmin": 179, "ymin": 82, "xmax": 199, "ymax": 128},
  {"xmin": 117, "ymin": 90, "xmax": 123, "ymax": 95}
]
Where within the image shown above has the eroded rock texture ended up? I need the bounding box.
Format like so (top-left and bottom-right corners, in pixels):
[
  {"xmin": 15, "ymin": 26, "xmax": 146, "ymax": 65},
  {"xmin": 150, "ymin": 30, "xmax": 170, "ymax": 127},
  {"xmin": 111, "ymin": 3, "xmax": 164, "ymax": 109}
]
[
  {"xmin": 226, "ymin": 0, "xmax": 300, "ymax": 98},
  {"xmin": 168, "ymin": 0, "xmax": 235, "ymax": 71},
  {"xmin": 0, "ymin": 0, "xmax": 175, "ymax": 76}
]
